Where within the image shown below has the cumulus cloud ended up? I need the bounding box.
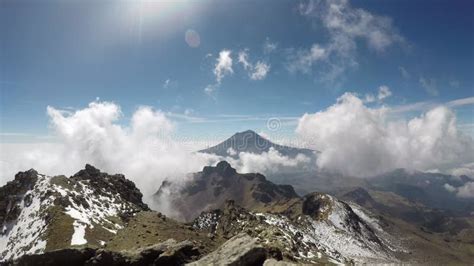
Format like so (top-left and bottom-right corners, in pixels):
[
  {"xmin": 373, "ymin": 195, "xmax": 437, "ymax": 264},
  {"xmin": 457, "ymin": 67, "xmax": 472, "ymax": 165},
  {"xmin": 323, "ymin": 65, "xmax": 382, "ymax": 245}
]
[
  {"xmin": 289, "ymin": 0, "xmax": 404, "ymax": 82},
  {"xmin": 296, "ymin": 93, "xmax": 474, "ymax": 176},
  {"xmin": 0, "ymin": 101, "xmax": 317, "ymax": 217},
  {"xmin": 238, "ymin": 50, "xmax": 271, "ymax": 80},
  {"xmin": 0, "ymin": 101, "xmax": 220, "ymax": 209}
]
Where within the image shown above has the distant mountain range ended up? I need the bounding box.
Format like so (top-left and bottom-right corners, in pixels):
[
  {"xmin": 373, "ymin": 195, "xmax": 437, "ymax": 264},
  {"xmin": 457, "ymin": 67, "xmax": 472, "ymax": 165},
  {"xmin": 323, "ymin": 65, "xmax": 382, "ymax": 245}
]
[
  {"xmin": 198, "ymin": 130, "xmax": 316, "ymax": 158},
  {"xmin": 2, "ymin": 162, "xmax": 473, "ymax": 264},
  {"xmin": 155, "ymin": 161, "xmax": 474, "ymax": 264}
]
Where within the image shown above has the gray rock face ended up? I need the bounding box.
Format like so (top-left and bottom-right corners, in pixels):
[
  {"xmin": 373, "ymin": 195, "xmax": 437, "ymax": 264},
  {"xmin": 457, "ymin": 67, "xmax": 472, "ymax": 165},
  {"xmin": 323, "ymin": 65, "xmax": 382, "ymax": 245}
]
[
  {"xmin": 72, "ymin": 164, "xmax": 149, "ymax": 211},
  {"xmin": 10, "ymin": 239, "xmax": 199, "ymax": 266},
  {"xmin": 0, "ymin": 169, "xmax": 39, "ymax": 231},
  {"xmin": 263, "ymin": 259, "xmax": 300, "ymax": 266},
  {"xmin": 186, "ymin": 233, "xmax": 267, "ymax": 266}
]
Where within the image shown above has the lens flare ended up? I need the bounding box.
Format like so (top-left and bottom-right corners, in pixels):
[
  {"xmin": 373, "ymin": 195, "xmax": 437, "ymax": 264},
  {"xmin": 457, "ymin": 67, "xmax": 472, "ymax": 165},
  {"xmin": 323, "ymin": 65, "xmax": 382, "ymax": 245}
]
[{"xmin": 185, "ymin": 29, "xmax": 201, "ymax": 48}]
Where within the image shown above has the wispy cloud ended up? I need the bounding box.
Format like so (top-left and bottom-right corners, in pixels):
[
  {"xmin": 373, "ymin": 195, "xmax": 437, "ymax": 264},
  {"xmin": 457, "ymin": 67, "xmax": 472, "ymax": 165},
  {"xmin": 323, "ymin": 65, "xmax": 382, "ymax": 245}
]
[
  {"xmin": 163, "ymin": 79, "xmax": 171, "ymax": 89},
  {"xmin": 364, "ymin": 85, "xmax": 392, "ymax": 103},
  {"xmin": 289, "ymin": 0, "xmax": 405, "ymax": 83},
  {"xmin": 263, "ymin": 37, "xmax": 278, "ymax": 54},
  {"xmin": 214, "ymin": 50, "xmax": 233, "ymax": 83},
  {"xmin": 419, "ymin": 76, "xmax": 439, "ymax": 96},
  {"xmin": 390, "ymin": 96, "xmax": 474, "ymax": 114},
  {"xmin": 165, "ymin": 113, "xmax": 300, "ymax": 125},
  {"xmin": 399, "ymin": 66, "xmax": 410, "ymax": 79},
  {"xmin": 390, "ymin": 100, "xmax": 434, "ymax": 114},
  {"xmin": 449, "ymin": 79, "xmax": 460, "ymax": 88},
  {"xmin": 204, "ymin": 50, "xmax": 234, "ymax": 96},
  {"xmin": 238, "ymin": 50, "xmax": 270, "ymax": 80},
  {"xmin": 447, "ymin": 96, "xmax": 474, "ymax": 107}
]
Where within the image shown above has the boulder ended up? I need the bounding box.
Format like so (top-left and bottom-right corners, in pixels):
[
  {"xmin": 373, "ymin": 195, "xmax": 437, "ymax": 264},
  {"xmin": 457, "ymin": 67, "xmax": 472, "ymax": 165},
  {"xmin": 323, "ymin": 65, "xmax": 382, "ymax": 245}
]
[{"xmin": 186, "ymin": 233, "xmax": 266, "ymax": 266}]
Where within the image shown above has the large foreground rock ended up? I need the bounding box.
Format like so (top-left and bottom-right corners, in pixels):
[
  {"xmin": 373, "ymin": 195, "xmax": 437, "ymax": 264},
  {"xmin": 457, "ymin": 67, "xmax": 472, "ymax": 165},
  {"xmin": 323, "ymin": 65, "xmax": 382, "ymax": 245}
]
[{"xmin": 186, "ymin": 233, "xmax": 267, "ymax": 266}]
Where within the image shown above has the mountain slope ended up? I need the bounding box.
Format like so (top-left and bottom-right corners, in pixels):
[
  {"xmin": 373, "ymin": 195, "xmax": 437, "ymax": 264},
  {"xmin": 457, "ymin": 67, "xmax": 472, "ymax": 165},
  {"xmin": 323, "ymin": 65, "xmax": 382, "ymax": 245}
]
[
  {"xmin": 3, "ymin": 163, "xmax": 472, "ymax": 264},
  {"xmin": 0, "ymin": 165, "xmax": 148, "ymax": 261},
  {"xmin": 155, "ymin": 161, "xmax": 405, "ymax": 263},
  {"xmin": 154, "ymin": 161, "xmax": 299, "ymax": 222},
  {"xmin": 198, "ymin": 130, "xmax": 316, "ymax": 158}
]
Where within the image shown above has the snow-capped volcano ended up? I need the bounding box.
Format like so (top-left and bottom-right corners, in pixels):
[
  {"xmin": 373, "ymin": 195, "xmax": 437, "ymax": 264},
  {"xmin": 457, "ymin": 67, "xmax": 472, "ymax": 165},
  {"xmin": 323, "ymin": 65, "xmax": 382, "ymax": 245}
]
[{"xmin": 198, "ymin": 130, "xmax": 316, "ymax": 158}]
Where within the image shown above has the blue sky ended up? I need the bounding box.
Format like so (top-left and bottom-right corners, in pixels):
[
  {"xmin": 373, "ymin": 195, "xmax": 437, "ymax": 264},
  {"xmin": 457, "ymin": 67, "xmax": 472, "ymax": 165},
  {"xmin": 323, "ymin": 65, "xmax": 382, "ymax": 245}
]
[{"xmin": 1, "ymin": 0, "xmax": 473, "ymax": 142}]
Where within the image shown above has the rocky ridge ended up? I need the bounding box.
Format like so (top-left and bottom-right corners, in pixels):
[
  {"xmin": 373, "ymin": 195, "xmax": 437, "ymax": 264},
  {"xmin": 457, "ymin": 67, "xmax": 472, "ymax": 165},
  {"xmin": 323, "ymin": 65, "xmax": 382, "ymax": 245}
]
[{"xmin": 0, "ymin": 165, "xmax": 148, "ymax": 261}]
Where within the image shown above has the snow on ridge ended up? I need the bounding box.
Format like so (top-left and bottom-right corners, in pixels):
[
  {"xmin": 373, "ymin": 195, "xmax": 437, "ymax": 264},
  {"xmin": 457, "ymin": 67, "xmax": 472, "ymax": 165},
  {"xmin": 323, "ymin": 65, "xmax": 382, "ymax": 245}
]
[
  {"xmin": 54, "ymin": 179, "xmax": 133, "ymax": 246},
  {"xmin": 1, "ymin": 172, "xmax": 138, "ymax": 261},
  {"xmin": 256, "ymin": 197, "xmax": 399, "ymax": 264},
  {"xmin": 0, "ymin": 174, "xmax": 52, "ymax": 261}
]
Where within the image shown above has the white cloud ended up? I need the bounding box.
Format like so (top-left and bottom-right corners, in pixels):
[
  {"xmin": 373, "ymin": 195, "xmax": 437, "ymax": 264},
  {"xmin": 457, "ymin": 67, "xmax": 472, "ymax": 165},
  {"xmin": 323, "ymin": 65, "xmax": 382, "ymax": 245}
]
[
  {"xmin": 377, "ymin": 85, "xmax": 392, "ymax": 101},
  {"xmin": 227, "ymin": 147, "xmax": 237, "ymax": 156},
  {"xmin": 204, "ymin": 84, "xmax": 216, "ymax": 96},
  {"xmin": 0, "ymin": 101, "xmax": 218, "ymax": 208},
  {"xmin": 287, "ymin": 44, "xmax": 327, "ymax": 74},
  {"xmin": 223, "ymin": 147, "xmax": 312, "ymax": 175},
  {"xmin": 263, "ymin": 38, "xmax": 278, "ymax": 54},
  {"xmin": 419, "ymin": 76, "xmax": 438, "ymax": 96},
  {"xmin": 163, "ymin": 79, "xmax": 171, "ymax": 89},
  {"xmin": 205, "ymin": 49, "xmax": 270, "ymax": 96},
  {"xmin": 364, "ymin": 94, "xmax": 376, "ymax": 103},
  {"xmin": 447, "ymin": 97, "xmax": 474, "ymax": 108},
  {"xmin": 457, "ymin": 182, "xmax": 474, "ymax": 198},
  {"xmin": 444, "ymin": 183, "xmax": 456, "ymax": 193},
  {"xmin": 296, "ymin": 93, "xmax": 474, "ymax": 176},
  {"xmin": 449, "ymin": 162, "xmax": 474, "ymax": 177},
  {"xmin": 214, "ymin": 50, "xmax": 233, "ymax": 84},
  {"xmin": 364, "ymin": 85, "xmax": 392, "ymax": 103},
  {"xmin": 388, "ymin": 96, "xmax": 474, "ymax": 115},
  {"xmin": 238, "ymin": 50, "xmax": 251, "ymax": 70},
  {"xmin": 204, "ymin": 50, "xmax": 233, "ymax": 96},
  {"xmin": 399, "ymin": 66, "xmax": 410, "ymax": 79},
  {"xmin": 251, "ymin": 61, "xmax": 270, "ymax": 80},
  {"xmin": 291, "ymin": 0, "xmax": 404, "ymax": 82},
  {"xmin": 238, "ymin": 50, "xmax": 270, "ymax": 80}
]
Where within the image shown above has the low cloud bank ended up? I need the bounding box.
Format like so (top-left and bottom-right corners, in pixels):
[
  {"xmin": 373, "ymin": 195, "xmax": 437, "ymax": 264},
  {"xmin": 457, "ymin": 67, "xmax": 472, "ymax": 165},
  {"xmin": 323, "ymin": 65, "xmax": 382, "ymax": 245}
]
[
  {"xmin": 223, "ymin": 147, "xmax": 312, "ymax": 175},
  {"xmin": 1, "ymin": 102, "xmax": 217, "ymax": 206},
  {"xmin": 0, "ymin": 101, "xmax": 312, "ymax": 215},
  {"xmin": 296, "ymin": 93, "xmax": 474, "ymax": 177}
]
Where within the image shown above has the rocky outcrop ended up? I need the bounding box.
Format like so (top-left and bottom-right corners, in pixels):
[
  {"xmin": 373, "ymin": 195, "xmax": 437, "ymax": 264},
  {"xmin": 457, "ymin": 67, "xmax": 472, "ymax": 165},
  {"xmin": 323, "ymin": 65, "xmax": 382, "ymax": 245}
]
[
  {"xmin": 0, "ymin": 166, "xmax": 150, "ymax": 261},
  {"xmin": 9, "ymin": 239, "xmax": 199, "ymax": 266},
  {"xmin": 186, "ymin": 233, "xmax": 267, "ymax": 266},
  {"xmin": 71, "ymin": 164, "xmax": 149, "ymax": 211},
  {"xmin": 0, "ymin": 169, "xmax": 38, "ymax": 232}
]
